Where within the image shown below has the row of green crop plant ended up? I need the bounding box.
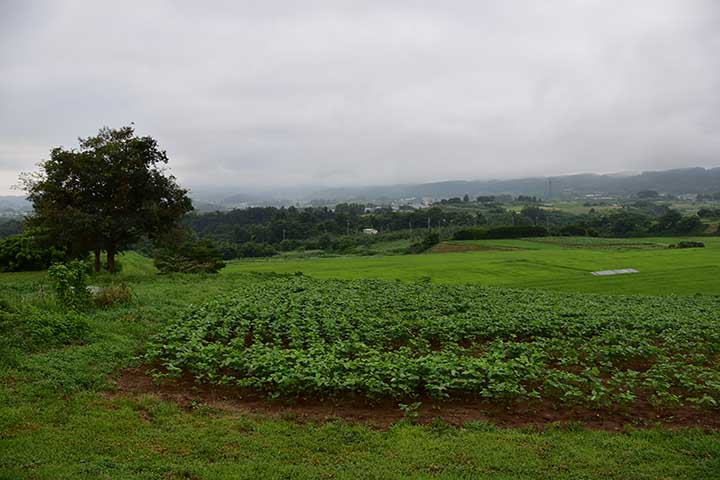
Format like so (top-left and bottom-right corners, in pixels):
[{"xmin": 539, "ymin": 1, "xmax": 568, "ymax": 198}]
[{"xmin": 147, "ymin": 277, "xmax": 720, "ymax": 409}]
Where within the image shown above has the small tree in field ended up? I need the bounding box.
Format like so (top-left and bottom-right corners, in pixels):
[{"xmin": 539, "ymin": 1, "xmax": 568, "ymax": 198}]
[{"xmin": 22, "ymin": 126, "xmax": 192, "ymax": 272}]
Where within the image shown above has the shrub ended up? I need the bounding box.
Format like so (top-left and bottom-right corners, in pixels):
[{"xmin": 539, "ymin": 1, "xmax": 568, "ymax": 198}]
[
  {"xmin": 698, "ymin": 208, "xmax": 720, "ymax": 218},
  {"xmin": 329, "ymin": 237, "xmax": 352, "ymax": 253},
  {"xmin": 407, "ymin": 232, "xmax": 440, "ymax": 253},
  {"xmin": 669, "ymin": 241, "xmax": 704, "ymax": 249},
  {"xmin": 236, "ymin": 241, "xmax": 277, "ymax": 258},
  {"xmin": 558, "ymin": 225, "xmax": 588, "ymax": 236},
  {"xmin": 48, "ymin": 260, "xmax": 92, "ymax": 309},
  {"xmin": 154, "ymin": 238, "xmax": 226, "ymax": 273},
  {"xmin": 674, "ymin": 216, "xmax": 704, "ymax": 234},
  {"xmin": 0, "ymin": 234, "xmax": 65, "ymax": 272},
  {"xmin": 277, "ymin": 239, "xmax": 302, "ymax": 252}
]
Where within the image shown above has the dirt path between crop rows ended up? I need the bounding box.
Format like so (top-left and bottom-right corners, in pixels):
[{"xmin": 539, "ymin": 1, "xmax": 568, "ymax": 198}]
[{"xmin": 105, "ymin": 367, "xmax": 720, "ymax": 432}]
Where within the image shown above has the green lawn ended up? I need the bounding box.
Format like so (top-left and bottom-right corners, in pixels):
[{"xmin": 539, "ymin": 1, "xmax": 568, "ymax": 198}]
[
  {"xmin": 2, "ymin": 246, "xmax": 720, "ymax": 479},
  {"xmin": 223, "ymin": 236, "xmax": 720, "ymax": 296}
]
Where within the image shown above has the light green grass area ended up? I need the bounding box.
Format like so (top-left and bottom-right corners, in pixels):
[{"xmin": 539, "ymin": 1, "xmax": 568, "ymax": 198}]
[
  {"xmin": 2, "ymin": 247, "xmax": 720, "ymax": 479},
  {"xmin": 539, "ymin": 201, "xmax": 623, "ymax": 215},
  {"xmin": 4, "ymin": 393, "xmax": 719, "ymax": 479},
  {"xmin": 223, "ymin": 236, "xmax": 720, "ymax": 296}
]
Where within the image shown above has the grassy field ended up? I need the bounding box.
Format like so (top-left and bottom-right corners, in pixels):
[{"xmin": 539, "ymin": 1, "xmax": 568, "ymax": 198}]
[
  {"xmin": 224, "ymin": 236, "xmax": 720, "ymax": 296},
  {"xmin": 2, "ymin": 245, "xmax": 720, "ymax": 479}
]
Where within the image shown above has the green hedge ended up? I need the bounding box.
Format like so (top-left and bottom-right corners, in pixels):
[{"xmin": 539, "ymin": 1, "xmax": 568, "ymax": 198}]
[{"xmin": 0, "ymin": 234, "xmax": 65, "ymax": 272}]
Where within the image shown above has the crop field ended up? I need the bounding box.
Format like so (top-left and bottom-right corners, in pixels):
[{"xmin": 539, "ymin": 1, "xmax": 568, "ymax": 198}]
[
  {"xmin": 148, "ymin": 276, "xmax": 720, "ymax": 411},
  {"xmin": 224, "ymin": 236, "xmax": 720, "ymax": 296},
  {"xmin": 2, "ymin": 248, "xmax": 720, "ymax": 478}
]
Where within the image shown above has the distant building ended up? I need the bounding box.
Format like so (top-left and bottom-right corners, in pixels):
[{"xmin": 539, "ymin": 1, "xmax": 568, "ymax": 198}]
[
  {"xmin": 362, "ymin": 228, "xmax": 378, "ymax": 235},
  {"xmin": 364, "ymin": 206, "xmax": 383, "ymax": 213}
]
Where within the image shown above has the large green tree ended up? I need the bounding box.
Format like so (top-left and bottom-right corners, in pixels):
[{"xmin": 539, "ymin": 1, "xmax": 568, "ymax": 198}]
[{"xmin": 22, "ymin": 126, "xmax": 192, "ymax": 272}]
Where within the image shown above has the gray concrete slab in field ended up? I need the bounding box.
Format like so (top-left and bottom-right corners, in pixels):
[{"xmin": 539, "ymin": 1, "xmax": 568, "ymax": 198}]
[{"xmin": 590, "ymin": 268, "xmax": 639, "ymax": 276}]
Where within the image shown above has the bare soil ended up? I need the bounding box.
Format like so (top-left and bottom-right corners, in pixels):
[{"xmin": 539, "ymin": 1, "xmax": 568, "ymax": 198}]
[
  {"xmin": 560, "ymin": 242, "xmax": 665, "ymax": 249},
  {"xmin": 430, "ymin": 243, "xmax": 523, "ymax": 254},
  {"xmin": 107, "ymin": 367, "xmax": 720, "ymax": 431}
]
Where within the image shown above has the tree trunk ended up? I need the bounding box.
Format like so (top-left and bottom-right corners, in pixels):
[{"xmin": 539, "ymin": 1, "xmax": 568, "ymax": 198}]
[
  {"xmin": 94, "ymin": 248, "xmax": 101, "ymax": 273},
  {"xmin": 107, "ymin": 246, "xmax": 116, "ymax": 273}
]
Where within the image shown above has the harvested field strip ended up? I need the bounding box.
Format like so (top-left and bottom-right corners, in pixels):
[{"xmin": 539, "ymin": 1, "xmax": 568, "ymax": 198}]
[
  {"xmin": 430, "ymin": 242, "xmax": 525, "ymax": 254},
  {"xmin": 528, "ymin": 239, "xmax": 666, "ymax": 249}
]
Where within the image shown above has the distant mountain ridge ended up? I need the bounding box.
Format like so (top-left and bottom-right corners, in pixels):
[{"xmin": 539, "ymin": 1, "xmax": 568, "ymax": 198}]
[
  {"xmin": 0, "ymin": 196, "xmax": 32, "ymax": 212},
  {"xmin": 303, "ymin": 167, "xmax": 720, "ymax": 202}
]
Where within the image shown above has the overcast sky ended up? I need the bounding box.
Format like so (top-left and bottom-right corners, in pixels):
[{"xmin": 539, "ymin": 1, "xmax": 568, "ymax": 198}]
[{"xmin": 1, "ymin": 1, "xmax": 719, "ymax": 195}]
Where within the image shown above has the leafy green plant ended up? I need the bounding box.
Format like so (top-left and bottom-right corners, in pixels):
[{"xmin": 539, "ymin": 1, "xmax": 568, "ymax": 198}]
[
  {"xmin": 48, "ymin": 260, "xmax": 92, "ymax": 309},
  {"xmin": 154, "ymin": 238, "xmax": 226, "ymax": 273},
  {"xmin": 399, "ymin": 402, "xmax": 423, "ymax": 422},
  {"xmin": 0, "ymin": 233, "xmax": 65, "ymax": 272},
  {"xmin": 145, "ymin": 277, "xmax": 720, "ymax": 410}
]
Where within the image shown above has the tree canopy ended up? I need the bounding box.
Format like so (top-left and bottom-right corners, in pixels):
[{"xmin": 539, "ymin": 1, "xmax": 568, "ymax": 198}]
[{"xmin": 22, "ymin": 126, "xmax": 192, "ymax": 272}]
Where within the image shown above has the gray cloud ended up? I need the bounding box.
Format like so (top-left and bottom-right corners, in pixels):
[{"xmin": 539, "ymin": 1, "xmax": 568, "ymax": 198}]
[{"xmin": 1, "ymin": 0, "xmax": 719, "ymax": 195}]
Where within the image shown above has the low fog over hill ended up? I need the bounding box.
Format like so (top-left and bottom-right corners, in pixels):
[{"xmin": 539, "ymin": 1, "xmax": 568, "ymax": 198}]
[{"xmin": 189, "ymin": 167, "xmax": 720, "ymax": 207}]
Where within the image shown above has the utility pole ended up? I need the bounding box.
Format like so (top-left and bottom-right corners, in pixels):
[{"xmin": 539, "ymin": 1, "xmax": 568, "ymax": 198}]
[
  {"xmin": 547, "ymin": 178, "xmax": 553, "ymax": 200},
  {"xmin": 282, "ymin": 228, "xmax": 286, "ymax": 241}
]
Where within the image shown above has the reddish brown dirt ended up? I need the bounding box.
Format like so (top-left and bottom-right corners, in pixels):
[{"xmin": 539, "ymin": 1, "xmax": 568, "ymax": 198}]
[
  {"xmin": 430, "ymin": 243, "xmax": 523, "ymax": 254},
  {"xmin": 106, "ymin": 367, "xmax": 720, "ymax": 431},
  {"xmin": 560, "ymin": 242, "xmax": 663, "ymax": 249}
]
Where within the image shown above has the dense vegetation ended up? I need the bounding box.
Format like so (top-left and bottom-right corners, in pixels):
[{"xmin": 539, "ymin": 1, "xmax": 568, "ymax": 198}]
[
  {"xmin": 181, "ymin": 199, "xmax": 708, "ymax": 259},
  {"xmin": 148, "ymin": 276, "xmax": 720, "ymax": 409},
  {"xmin": 153, "ymin": 237, "xmax": 226, "ymax": 273},
  {"xmin": 0, "ymin": 233, "xmax": 65, "ymax": 272},
  {"xmin": 0, "ymin": 218, "xmax": 22, "ymax": 239}
]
